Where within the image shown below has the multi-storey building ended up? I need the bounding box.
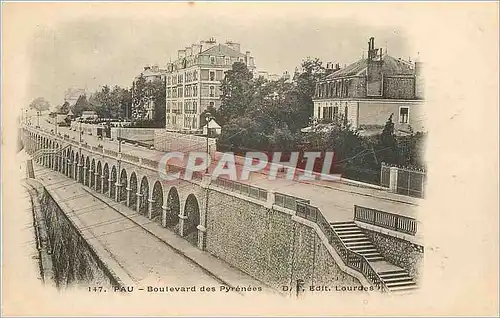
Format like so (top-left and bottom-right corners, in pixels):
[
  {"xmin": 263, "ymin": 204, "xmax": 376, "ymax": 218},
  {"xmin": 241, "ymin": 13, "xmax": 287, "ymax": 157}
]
[
  {"xmin": 312, "ymin": 37, "xmax": 425, "ymax": 135},
  {"xmin": 164, "ymin": 38, "xmax": 256, "ymax": 133}
]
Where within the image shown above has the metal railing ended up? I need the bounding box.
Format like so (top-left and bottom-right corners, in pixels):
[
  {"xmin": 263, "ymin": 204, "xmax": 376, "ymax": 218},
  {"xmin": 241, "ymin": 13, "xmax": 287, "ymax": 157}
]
[
  {"xmin": 275, "ymin": 193, "xmax": 310, "ymax": 210},
  {"xmin": 354, "ymin": 205, "xmax": 417, "ymax": 236},
  {"xmin": 295, "ymin": 201, "xmax": 388, "ymax": 291},
  {"xmin": 104, "ymin": 149, "xmax": 119, "ymax": 158},
  {"xmin": 213, "ymin": 178, "xmax": 268, "ymax": 202},
  {"xmin": 122, "ymin": 153, "xmax": 140, "ymax": 163}
]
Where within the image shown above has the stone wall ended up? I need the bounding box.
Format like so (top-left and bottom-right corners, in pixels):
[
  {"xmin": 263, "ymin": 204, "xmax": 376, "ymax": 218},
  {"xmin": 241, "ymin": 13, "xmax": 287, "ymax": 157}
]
[
  {"xmin": 205, "ymin": 189, "xmax": 362, "ymax": 291},
  {"xmin": 41, "ymin": 189, "xmax": 118, "ymax": 289},
  {"xmin": 362, "ymin": 229, "xmax": 424, "ymax": 281},
  {"xmin": 383, "ymin": 76, "xmax": 416, "ymax": 99},
  {"xmin": 110, "ymin": 127, "xmax": 157, "ymax": 143},
  {"xmin": 154, "ymin": 130, "xmax": 216, "ymax": 157}
]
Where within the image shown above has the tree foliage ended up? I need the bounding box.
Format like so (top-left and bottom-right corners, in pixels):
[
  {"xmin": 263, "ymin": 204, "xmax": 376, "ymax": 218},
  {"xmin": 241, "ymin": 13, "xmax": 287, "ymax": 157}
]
[{"xmin": 29, "ymin": 97, "xmax": 50, "ymax": 112}]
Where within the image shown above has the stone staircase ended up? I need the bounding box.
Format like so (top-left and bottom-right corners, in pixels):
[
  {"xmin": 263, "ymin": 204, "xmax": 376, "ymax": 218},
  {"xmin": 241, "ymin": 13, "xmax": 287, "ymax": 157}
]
[{"xmin": 331, "ymin": 221, "xmax": 417, "ymax": 292}]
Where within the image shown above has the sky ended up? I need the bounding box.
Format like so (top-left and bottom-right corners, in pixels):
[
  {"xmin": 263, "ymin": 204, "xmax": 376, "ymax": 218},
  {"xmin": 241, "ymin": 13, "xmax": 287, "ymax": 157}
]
[{"xmin": 23, "ymin": 3, "xmax": 417, "ymax": 108}]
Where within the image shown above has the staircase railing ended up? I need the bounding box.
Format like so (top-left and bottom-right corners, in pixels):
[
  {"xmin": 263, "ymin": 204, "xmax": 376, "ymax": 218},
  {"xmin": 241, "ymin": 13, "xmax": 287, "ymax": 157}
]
[{"xmin": 295, "ymin": 200, "xmax": 388, "ymax": 292}]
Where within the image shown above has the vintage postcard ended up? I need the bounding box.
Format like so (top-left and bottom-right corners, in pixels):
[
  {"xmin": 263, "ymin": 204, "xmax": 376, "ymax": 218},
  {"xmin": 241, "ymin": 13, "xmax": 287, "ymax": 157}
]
[{"xmin": 1, "ymin": 2, "xmax": 498, "ymax": 316}]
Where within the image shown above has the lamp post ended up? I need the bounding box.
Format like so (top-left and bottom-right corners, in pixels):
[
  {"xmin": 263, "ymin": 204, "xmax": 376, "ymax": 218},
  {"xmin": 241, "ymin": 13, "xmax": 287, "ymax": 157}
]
[
  {"xmin": 118, "ymin": 117, "xmax": 122, "ymax": 154},
  {"xmin": 37, "ymin": 111, "xmax": 40, "ymax": 128},
  {"xmin": 205, "ymin": 112, "xmax": 212, "ymax": 174}
]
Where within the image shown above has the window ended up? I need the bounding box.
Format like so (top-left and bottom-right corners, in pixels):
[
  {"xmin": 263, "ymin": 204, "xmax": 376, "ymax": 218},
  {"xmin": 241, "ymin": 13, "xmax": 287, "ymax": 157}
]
[
  {"xmin": 210, "ymin": 56, "xmax": 216, "ymax": 64},
  {"xmin": 209, "ymin": 71, "xmax": 215, "ymax": 81},
  {"xmin": 333, "ymin": 106, "xmax": 338, "ymax": 119},
  {"xmin": 225, "ymin": 57, "xmax": 231, "ymax": 65},
  {"xmin": 193, "ymin": 86, "xmax": 198, "ymax": 97},
  {"xmin": 192, "ymin": 116, "xmax": 197, "ymax": 129},
  {"xmin": 209, "ymin": 101, "xmax": 214, "ymax": 108},
  {"xmin": 172, "ymin": 89, "xmax": 177, "ymax": 98},
  {"xmin": 209, "ymin": 86, "xmax": 215, "ymax": 97},
  {"xmin": 193, "ymin": 101, "xmax": 197, "ymax": 113},
  {"xmin": 178, "ymin": 87, "xmax": 183, "ymax": 98},
  {"xmin": 399, "ymin": 107, "xmax": 409, "ymax": 124},
  {"xmin": 193, "ymin": 71, "xmax": 198, "ymax": 80},
  {"xmin": 167, "ymin": 76, "xmax": 171, "ymax": 85},
  {"xmin": 166, "ymin": 88, "xmax": 171, "ymax": 98}
]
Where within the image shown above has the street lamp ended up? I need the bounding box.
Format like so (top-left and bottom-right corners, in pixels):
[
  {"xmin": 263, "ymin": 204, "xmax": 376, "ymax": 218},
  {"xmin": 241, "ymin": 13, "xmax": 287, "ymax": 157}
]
[
  {"xmin": 205, "ymin": 112, "xmax": 212, "ymax": 174},
  {"xmin": 118, "ymin": 117, "xmax": 122, "ymax": 154}
]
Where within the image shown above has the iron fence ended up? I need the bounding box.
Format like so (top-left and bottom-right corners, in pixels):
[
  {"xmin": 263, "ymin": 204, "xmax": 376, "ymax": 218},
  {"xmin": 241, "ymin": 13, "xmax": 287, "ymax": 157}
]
[
  {"xmin": 354, "ymin": 205, "xmax": 417, "ymax": 236},
  {"xmin": 214, "ymin": 178, "xmax": 268, "ymax": 202},
  {"xmin": 380, "ymin": 163, "xmax": 426, "ymax": 198}
]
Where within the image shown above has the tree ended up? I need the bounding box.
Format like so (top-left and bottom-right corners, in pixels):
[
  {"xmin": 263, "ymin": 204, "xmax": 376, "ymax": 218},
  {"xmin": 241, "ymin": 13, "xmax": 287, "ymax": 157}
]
[
  {"xmin": 57, "ymin": 101, "xmax": 70, "ymax": 114},
  {"xmin": 132, "ymin": 74, "xmax": 148, "ymax": 120},
  {"xmin": 147, "ymin": 78, "xmax": 166, "ymax": 125},
  {"xmin": 29, "ymin": 97, "xmax": 50, "ymax": 112},
  {"xmin": 376, "ymin": 114, "xmax": 400, "ymax": 165},
  {"xmin": 72, "ymin": 95, "xmax": 91, "ymax": 117},
  {"xmin": 219, "ymin": 62, "xmax": 254, "ymax": 125}
]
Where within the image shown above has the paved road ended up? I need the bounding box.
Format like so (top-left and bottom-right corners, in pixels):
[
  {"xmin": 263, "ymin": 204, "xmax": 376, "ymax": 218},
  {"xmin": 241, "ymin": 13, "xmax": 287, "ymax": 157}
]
[{"xmin": 34, "ymin": 117, "xmax": 419, "ymax": 221}]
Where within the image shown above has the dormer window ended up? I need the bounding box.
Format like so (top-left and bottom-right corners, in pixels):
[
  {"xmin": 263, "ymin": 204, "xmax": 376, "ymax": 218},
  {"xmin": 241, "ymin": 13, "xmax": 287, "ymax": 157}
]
[
  {"xmin": 225, "ymin": 57, "xmax": 231, "ymax": 65},
  {"xmin": 210, "ymin": 56, "xmax": 216, "ymax": 65}
]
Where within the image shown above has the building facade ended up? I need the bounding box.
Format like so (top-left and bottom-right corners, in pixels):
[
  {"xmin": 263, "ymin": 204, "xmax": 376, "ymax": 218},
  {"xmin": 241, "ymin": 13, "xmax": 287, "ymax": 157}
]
[
  {"xmin": 313, "ymin": 37, "xmax": 425, "ymax": 135},
  {"xmin": 164, "ymin": 38, "xmax": 256, "ymax": 133}
]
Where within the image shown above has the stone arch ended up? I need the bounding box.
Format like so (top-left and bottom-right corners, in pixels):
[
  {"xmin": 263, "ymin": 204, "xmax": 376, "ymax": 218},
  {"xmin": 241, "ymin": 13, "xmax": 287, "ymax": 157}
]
[
  {"xmin": 110, "ymin": 165, "xmax": 117, "ymax": 199},
  {"xmin": 165, "ymin": 186, "xmax": 180, "ymax": 230},
  {"xmin": 183, "ymin": 194, "xmax": 200, "ymax": 246},
  {"xmin": 103, "ymin": 163, "xmax": 110, "ymax": 194},
  {"xmin": 71, "ymin": 150, "xmax": 76, "ymax": 179},
  {"xmin": 85, "ymin": 157, "xmax": 91, "ymax": 186},
  {"xmin": 74, "ymin": 153, "xmax": 80, "ymax": 181},
  {"xmin": 90, "ymin": 159, "xmax": 96, "ymax": 188},
  {"xmin": 129, "ymin": 172, "xmax": 138, "ymax": 210},
  {"xmin": 118, "ymin": 169, "xmax": 128, "ymax": 204},
  {"xmin": 61, "ymin": 148, "xmax": 67, "ymax": 175},
  {"xmin": 151, "ymin": 181, "xmax": 163, "ymax": 223},
  {"xmin": 79, "ymin": 154, "xmax": 85, "ymax": 183},
  {"xmin": 96, "ymin": 161, "xmax": 102, "ymax": 192},
  {"xmin": 139, "ymin": 176, "xmax": 149, "ymax": 216},
  {"xmin": 54, "ymin": 144, "xmax": 60, "ymax": 172}
]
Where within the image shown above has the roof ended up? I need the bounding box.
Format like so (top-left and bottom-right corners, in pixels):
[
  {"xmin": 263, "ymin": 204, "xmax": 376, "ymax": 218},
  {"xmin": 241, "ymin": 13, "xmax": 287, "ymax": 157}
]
[
  {"xmin": 325, "ymin": 55, "xmax": 415, "ymax": 80},
  {"xmin": 200, "ymin": 44, "xmax": 245, "ymax": 58},
  {"xmin": 203, "ymin": 119, "xmax": 221, "ymax": 129}
]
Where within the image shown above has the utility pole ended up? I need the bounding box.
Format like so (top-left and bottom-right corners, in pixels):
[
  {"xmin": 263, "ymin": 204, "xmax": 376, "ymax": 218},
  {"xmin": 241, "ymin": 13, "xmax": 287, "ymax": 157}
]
[{"xmin": 37, "ymin": 111, "xmax": 40, "ymax": 127}]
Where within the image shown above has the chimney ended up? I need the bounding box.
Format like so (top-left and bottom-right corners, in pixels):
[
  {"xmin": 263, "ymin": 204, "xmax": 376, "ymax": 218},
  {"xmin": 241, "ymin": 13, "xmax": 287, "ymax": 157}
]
[
  {"xmin": 151, "ymin": 64, "xmax": 159, "ymax": 72},
  {"xmin": 245, "ymin": 51, "xmax": 251, "ymax": 64},
  {"xmin": 143, "ymin": 65, "xmax": 151, "ymax": 71},
  {"xmin": 185, "ymin": 46, "xmax": 192, "ymax": 56},
  {"xmin": 225, "ymin": 41, "xmax": 241, "ymax": 52},
  {"xmin": 192, "ymin": 43, "xmax": 202, "ymax": 54},
  {"xmin": 178, "ymin": 49, "xmax": 186, "ymax": 59}
]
